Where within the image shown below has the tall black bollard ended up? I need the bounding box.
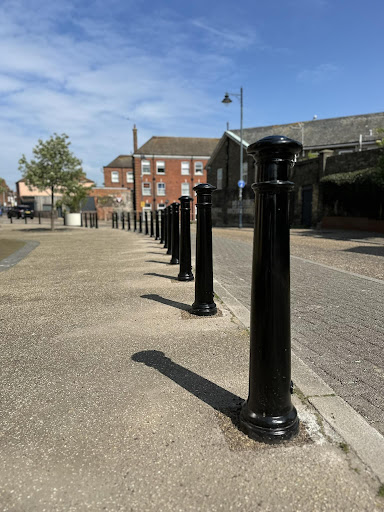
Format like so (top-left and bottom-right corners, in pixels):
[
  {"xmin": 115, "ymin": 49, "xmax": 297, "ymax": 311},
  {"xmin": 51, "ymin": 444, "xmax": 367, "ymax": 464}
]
[
  {"xmin": 145, "ymin": 212, "xmax": 149, "ymax": 235},
  {"xmin": 38, "ymin": 212, "xmax": 41, "ymax": 224},
  {"xmin": 121, "ymin": 212, "xmax": 125, "ymax": 230},
  {"xmin": 115, "ymin": 213, "xmax": 119, "ymax": 229},
  {"xmin": 139, "ymin": 212, "xmax": 143, "ymax": 233},
  {"xmin": 155, "ymin": 211, "xmax": 160, "ymax": 240},
  {"xmin": 127, "ymin": 212, "xmax": 131, "ymax": 231},
  {"xmin": 25, "ymin": 216, "xmax": 27, "ymax": 224},
  {"xmin": 178, "ymin": 196, "xmax": 194, "ymax": 281},
  {"xmin": 160, "ymin": 210, "xmax": 165, "ymax": 244},
  {"xmin": 170, "ymin": 202, "xmax": 179, "ymax": 265},
  {"xmin": 134, "ymin": 211, "xmax": 137, "ymax": 232},
  {"xmin": 85, "ymin": 213, "xmax": 88, "ymax": 228},
  {"xmin": 95, "ymin": 213, "xmax": 98, "ymax": 229},
  {"xmin": 112, "ymin": 213, "xmax": 115, "ymax": 229},
  {"xmin": 191, "ymin": 184, "xmax": 217, "ymax": 316},
  {"xmin": 150, "ymin": 211, "xmax": 154, "ymax": 237},
  {"xmin": 239, "ymin": 135, "xmax": 302, "ymax": 443},
  {"xmin": 166, "ymin": 205, "xmax": 172, "ymax": 255},
  {"xmin": 163, "ymin": 208, "xmax": 168, "ymax": 248}
]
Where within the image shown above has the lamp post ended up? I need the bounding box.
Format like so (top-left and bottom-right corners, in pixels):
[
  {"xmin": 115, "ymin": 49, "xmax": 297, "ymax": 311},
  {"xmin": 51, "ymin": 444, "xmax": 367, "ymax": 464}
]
[{"xmin": 222, "ymin": 87, "xmax": 243, "ymax": 228}]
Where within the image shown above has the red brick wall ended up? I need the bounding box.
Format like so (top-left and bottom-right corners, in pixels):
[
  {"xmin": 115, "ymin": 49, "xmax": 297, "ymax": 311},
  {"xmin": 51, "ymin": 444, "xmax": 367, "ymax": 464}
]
[
  {"xmin": 133, "ymin": 157, "xmax": 208, "ymax": 215},
  {"xmin": 103, "ymin": 167, "xmax": 135, "ymax": 191}
]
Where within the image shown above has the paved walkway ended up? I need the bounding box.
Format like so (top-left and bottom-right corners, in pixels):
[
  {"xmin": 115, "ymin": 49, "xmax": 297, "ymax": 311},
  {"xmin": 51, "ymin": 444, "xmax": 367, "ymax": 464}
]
[
  {"xmin": 0, "ymin": 221, "xmax": 383, "ymax": 511},
  {"xmin": 211, "ymin": 228, "xmax": 384, "ymax": 437}
]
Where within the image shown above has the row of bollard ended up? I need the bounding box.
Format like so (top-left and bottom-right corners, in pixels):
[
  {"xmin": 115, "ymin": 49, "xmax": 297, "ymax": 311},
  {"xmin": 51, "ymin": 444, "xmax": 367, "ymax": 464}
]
[
  {"xmin": 81, "ymin": 212, "xmax": 98, "ymax": 228},
  {"xmin": 112, "ymin": 136, "xmax": 302, "ymax": 444}
]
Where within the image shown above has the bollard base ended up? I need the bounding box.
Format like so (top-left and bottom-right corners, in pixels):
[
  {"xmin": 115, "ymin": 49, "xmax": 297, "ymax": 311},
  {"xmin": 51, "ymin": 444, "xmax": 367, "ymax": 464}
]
[
  {"xmin": 170, "ymin": 257, "xmax": 179, "ymax": 265},
  {"xmin": 178, "ymin": 272, "xmax": 194, "ymax": 282},
  {"xmin": 239, "ymin": 401, "xmax": 299, "ymax": 443},
  {"xmin": 191, "ymin": 301, "xmax": 217, "ymax": 316}
]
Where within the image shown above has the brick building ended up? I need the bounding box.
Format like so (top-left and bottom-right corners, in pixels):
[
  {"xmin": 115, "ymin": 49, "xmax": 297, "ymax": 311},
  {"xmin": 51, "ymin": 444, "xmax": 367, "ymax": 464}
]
[{"xmin": 133, "ymin": 136, "xmax": 219, "ymax": 218}]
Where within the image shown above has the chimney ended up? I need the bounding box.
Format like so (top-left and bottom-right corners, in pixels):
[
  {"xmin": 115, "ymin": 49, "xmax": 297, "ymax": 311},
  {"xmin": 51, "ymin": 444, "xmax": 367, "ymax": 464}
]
[{"xmin": 133, "ymin": 124, "xmax": 138, "ymax": 153}]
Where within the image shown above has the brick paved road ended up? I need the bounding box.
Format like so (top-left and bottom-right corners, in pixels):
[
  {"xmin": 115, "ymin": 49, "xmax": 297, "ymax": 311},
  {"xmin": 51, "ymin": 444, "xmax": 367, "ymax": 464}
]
[{"xmin": 211, "ymin": 230, "xmax": 384, "ymax": 436}]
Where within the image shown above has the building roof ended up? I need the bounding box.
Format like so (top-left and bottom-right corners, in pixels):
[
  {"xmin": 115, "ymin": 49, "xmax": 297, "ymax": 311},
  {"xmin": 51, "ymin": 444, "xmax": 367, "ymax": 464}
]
[
  {"xmin": 230, "ymin": 112, "xmax": 384, "ymax": 149},
  {"xmin": 134, "ymin": 136, "xmax": 220, "ymax": 157},
  {"xmin": 104, "ymin": 155, "xmax": 133, "ymax": 168}
]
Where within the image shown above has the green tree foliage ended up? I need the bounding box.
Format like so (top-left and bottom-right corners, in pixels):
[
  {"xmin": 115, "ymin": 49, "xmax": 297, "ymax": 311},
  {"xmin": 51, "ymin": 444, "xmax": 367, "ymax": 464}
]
[{"xmin": 19, "ymin": 133, "xmax": 83, "ymax": 230}]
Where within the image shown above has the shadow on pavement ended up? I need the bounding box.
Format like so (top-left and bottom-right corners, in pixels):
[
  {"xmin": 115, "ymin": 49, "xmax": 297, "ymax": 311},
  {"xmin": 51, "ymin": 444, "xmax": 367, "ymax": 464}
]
[
  {"xmin": 131, "ymin": 350, "xmax": 243, "ymax": 417},
  {"xmin": 144, "ymin": 273, "xmax": 178, "ymax": 281},
  {"xmin": 145, "ymin": 259, "xmax": 170, "ymax": 265},
  {"xmin": 141, "ymin": 293, "xmax": 190, "ymax": 311},
  {"xmin": 292, "ymin": 229, "xmax": 384, "ymax": 242},
  {"xmin": 147, "ymin": 251, "xmax": 167, "ymax": 255},
  {"xmin": 343, "ymin": 246, "xmax": 384, "ymax": 257}
]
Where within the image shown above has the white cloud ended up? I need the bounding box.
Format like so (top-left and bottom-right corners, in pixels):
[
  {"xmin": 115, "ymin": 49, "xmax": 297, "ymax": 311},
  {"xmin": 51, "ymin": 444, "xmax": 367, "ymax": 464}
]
[{"xmin": 297, "ymin": 63, "xmax": 339, "ymax": 83}]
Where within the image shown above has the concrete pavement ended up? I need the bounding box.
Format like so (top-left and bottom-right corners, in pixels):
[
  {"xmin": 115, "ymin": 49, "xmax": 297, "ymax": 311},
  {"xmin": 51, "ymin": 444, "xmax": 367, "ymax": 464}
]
[{"xmin": 0, "ymin": 221, "xmax": 383, "ymax": 511}]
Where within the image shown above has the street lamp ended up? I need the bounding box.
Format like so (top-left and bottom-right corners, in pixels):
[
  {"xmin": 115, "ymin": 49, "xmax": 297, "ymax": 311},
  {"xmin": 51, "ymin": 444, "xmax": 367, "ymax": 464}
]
[{"xmin": 222, "ymin": 87, "xmax": 244, "ymax": 228}]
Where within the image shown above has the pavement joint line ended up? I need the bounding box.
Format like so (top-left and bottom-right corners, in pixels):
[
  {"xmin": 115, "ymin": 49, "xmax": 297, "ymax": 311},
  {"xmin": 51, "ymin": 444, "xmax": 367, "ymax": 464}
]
[
  {"xmin": 0, "ymin": 240, "xmax": 40, "ymax": 272},
  {"xmin": 292, "ymin": 255, "xmax": 384, "ymax": 284},
  {"xmin": 213, "ymin": 274, "xmax": 384, "ymax": 484}
]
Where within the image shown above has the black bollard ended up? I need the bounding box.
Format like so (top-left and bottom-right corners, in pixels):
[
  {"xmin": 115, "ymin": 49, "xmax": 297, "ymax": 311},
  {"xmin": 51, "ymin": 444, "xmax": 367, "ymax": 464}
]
[
  {"xmin": 81, "ymin": 213, "xmax": 83, "ymax": 227},
  {"xmin": 239, "ymin": 135, "xmax": 302, "ymax": 444},
  {"xmin": 127, "ymin": 212, "xmax": 131, "ymax": 231},
  {"xmin": 139, "ymin": 212, "xmax": 142, "ymax": 233},
  {"xmin": 85, "ymin": 213, "xmax": 88, "ymax": 228},
  {"xmin": 112, "ymin": 213, "xmax": 114, "ymax": 228},
  {"xmin": 134, "ymin": 211, "xmax": 137, "ymax": 232},
  {"xmin": 163, "ymin": 208, "xmax": 168, "ymax": 248},
  {"xmin": 191, "ymin": 184, "xmax": 217, "ymax": 316},
  {"xmin": 170, "ymin": 202, "xmax": 179, "ymax": 265},
  {"xmin": 155, "ymin": 211, "xmax": 160, "ymax": 240},
  {"xmin": 178, "ymin": 196, "xmax": 194, "ymax": 281},
  {"xmin": 160, "ymin": 210, "xmax": 165, "ymax": 244},
  {"xmin": 38, "ymin": 212, "xmax": 41, "ymax": 224},
  {"xmin": 150, "ymin": 211, "xmax": 154, "ymax": 237},
  {"xmin": 145, "ymin": 212, "xmax": 149, "ymax": 235},
  {"xmin": 166, "ymin": 205, "xmax": 172, "ymax": 255},
  {"xmin": 116, "ymin": 213, "xmax": 119, "ymax": 229},
  {"xmin": 25, "ymin": 216, "xmax": 27, "ymax": 224},
  {"xmin": 95, "ymin": 213, "xmax": 98, "ymax": 229},
  {"xmin": 121, "ymin": 212, "xmax": 125, "ymax": 230}
]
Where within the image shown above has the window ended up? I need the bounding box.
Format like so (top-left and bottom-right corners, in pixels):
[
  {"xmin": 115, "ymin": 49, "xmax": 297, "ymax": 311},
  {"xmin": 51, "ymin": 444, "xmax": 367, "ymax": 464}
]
[
  {"xmin": 141, "ymin": 160, "xmax": 150, "ymax": 175},
  {"xmin": 157, "ymin": 182, "xmax": 166, "ymax": 196},
  {"xmin": 181, "ymin": 161, "xmax": 190, "ymax": 175},
  {"xmin": 181, "ymin": 182, "xmax": 190, "ymax": 196},
  {"xmin": 142, "ymin": 182, "xmax": 151, "ymax": 196},
  {"xmin": 242, "ymin": 162, "xmax": 248, "ymax": 184},
  {"xmin": 156, "ymin": 161, "xmax": 165, "ymax": 174},
  {"xmin": 127, "ymin": 171, "xmax": 134, "ymax": 183},
  {"xmin": 195, "ymin": 162, "xmax": 203, "ymax": 175},
  {"xmin": 158, "ymin": 203, "xmax": 166, "ymax": 210},
  {"xmin": 217, "ymin": 168, "xmax": 223, "ymax": 190},
  {"xmin": 111, "ymin": 171, "xmax": 119, "ymax": 183}
]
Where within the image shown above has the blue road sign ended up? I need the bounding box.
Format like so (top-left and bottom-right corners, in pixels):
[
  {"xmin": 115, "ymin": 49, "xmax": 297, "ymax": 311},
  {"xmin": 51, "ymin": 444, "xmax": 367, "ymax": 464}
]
[{"xmin": 238, "ymin": 180, "xmax": 245, "ymax": 188}]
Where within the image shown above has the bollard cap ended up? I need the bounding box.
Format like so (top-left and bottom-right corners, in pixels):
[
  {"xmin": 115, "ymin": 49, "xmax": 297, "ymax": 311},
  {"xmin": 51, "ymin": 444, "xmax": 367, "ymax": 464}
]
[
  {"xmin": 193, "ymin": 183, "xmax": 216, "ymax": 193},
  {"xmin": 178, "ymin": 195, "xmax": 193, "ymax": 202},
  {"xmin": 247, "ymin": 135, "xmax": 302, "ymax": 159}
]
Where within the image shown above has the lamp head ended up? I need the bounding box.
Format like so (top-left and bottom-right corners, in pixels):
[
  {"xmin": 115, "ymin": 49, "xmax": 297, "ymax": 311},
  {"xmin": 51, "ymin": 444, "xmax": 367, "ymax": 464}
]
[{"xmin": 222, "ymin": 93, "xmax": 232, "ymax": 105}]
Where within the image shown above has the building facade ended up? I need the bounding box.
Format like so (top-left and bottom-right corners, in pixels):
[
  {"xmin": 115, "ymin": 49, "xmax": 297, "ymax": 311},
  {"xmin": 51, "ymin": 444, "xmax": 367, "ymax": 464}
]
[{"xmin": 132, "ymin": 136, "xmax": 219, "ymax": 218}]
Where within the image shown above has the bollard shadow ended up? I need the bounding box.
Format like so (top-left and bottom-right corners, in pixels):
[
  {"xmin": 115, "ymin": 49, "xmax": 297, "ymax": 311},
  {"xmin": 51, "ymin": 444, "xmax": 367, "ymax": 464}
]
[
  {"xmin": 131, "ymin": 350, "xmax": 243, "ymax": 418},
  {"xmin": 146, "ymin": 259, "xmax": 170, "ymax": 265},
  {"xmin": 147, "ymin": 251, "xmax": 167, "ymax": 255},
  {"xmin": 141, "ymin": 293, "xmax": 190, "ymax": 311},
  {"xmin": 144, "ymin": 273, "xmax": 178, "ymax": 281}
]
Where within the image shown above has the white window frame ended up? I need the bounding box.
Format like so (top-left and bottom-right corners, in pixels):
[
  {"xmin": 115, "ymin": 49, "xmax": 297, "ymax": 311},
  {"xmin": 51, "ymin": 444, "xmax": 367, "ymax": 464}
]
[
  {"xmin": 181, "ymin": 161, "xmax": 190, "ymax": 175},
  {"xmin": 156, "ymin": 161, "xmax": 165, "ymax": 174},
  {"xmin": 157, "ymin": 182, "xmax": 166, "ymax": 196},
  {"xmin": 111, "ymin": 171, "xmax": 119, "ymax": 183},
  {"xmin": 142, "ymin": 182, "xmax": 151, "ymax": 196},
  {"xmin": 127, "ymin": 170, "xmax": 134, "ymax": 183},
  {"xmin": 141, "ymin": 160, "xmax": 151, "ymax": 175},
  {"xmin": 217, "ymin": 168, "xmax": 223, "ymax": 190},
  {"xmin": 194, "ymin": 161, "xmax": 203, "ymax": 175},
  {"xmin": 181, "ymin": 182, "xmax": 190, "ymax": 196},
  {"xmin": 157, "ymin": 203, "xmax": 166, "ymax": 210}
]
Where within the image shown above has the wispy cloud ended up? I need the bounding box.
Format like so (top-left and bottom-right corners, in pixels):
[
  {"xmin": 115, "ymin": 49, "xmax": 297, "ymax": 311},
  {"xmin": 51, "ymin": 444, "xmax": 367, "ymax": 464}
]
[
  {"xmin": 191, "ymin": 19, "xmax": 258, "ymax": 50},
  {"xmin": 297, "ymin": 63, "xmax": 339, "ymax": 83}
]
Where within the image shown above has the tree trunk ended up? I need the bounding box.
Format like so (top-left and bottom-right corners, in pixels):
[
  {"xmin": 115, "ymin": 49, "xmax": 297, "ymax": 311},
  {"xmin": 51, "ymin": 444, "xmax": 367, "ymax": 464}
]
[{"xmin": 51, "ymin": 186, "xmax": 54, "ymax": 231}]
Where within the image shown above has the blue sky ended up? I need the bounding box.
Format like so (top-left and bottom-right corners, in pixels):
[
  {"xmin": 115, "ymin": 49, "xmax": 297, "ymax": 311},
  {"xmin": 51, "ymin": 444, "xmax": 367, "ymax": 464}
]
[{"xmin": 1, "ymin": 0, "xmax": 383, "ymax": 188}]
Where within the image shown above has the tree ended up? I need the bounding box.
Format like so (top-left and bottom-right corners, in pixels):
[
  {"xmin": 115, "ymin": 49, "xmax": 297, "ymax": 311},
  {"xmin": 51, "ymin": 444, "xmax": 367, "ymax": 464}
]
[
  {"xmin": 0, "ymin": 178, "xmax": 8, "ymax": 206},
  {"xmin": 19, "ymin": 133, "xmax": 83, "ymax": 230},
  {"xmin": 58, "ymin": 182, "xmax": 93, "ymax": 213}
]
